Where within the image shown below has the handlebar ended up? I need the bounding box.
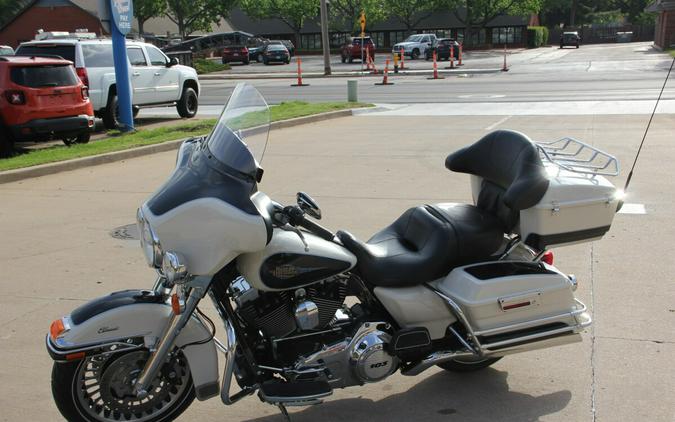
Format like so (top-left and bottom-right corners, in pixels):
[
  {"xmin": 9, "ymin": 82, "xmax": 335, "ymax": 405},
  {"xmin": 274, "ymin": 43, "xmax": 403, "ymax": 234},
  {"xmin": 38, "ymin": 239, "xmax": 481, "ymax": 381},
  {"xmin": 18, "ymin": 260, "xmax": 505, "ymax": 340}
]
[{"xmin": 281, "ymin": 205, "xmax": 335, "ymax": 242}]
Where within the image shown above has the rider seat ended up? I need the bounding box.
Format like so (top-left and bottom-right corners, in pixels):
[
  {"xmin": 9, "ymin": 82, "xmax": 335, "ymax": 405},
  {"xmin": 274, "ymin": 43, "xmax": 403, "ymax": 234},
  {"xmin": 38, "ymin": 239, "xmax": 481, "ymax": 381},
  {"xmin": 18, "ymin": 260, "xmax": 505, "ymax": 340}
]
[
  {"xmin": 337, "ymin": 130, "xmax": 550, "ymax": 288},
  {"xmin": 336, "ymin": 204, "xmax": 504, "ymax": 287}
]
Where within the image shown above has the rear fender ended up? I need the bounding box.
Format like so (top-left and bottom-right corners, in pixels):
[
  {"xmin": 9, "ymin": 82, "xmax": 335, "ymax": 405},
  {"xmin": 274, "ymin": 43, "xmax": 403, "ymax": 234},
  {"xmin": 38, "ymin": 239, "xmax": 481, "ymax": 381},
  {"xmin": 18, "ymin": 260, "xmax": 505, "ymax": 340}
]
[{"xmin": 47, "ymin": 290, "xmax": 219, "ymax": 401}]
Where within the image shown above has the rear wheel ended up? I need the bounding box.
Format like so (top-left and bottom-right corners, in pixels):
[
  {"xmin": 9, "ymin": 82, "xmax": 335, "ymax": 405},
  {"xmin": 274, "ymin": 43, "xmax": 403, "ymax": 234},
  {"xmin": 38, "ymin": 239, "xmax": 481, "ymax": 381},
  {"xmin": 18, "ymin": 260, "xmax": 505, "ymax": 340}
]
[
  {"xmin": 102, "ymin": 94, "xmax": 120, "ymax": 130},
  {"xmin": 438, "ymin": 356, "xmax": 502, "ymax": 372},
  {"xmin": 176, "ymin": 86, "xmax": 198, "ymax": 118},
  {"xmin": 341, "ymin": 54, "xmax": 347, "ymax": 63},
  {"xmin": 51, "ymin": 350, "xmax": 195, "ymax": 422}
]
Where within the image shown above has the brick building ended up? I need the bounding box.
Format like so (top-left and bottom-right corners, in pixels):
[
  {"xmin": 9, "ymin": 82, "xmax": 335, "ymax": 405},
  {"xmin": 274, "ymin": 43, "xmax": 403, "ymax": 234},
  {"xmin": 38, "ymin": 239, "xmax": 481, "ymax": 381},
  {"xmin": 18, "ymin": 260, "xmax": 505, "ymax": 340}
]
[
  {"xmin": 647, "ymin": 0, "xmax": 675, "ymax": 49},
  {"xmin": 0, "ymin": 0, "xmax": 107, "ymax": 48}
]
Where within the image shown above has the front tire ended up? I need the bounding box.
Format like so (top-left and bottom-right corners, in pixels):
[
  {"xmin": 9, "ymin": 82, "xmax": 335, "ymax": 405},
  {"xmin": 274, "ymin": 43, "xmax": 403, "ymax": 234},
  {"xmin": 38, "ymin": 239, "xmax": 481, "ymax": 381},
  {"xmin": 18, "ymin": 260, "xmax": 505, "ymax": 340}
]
[
  {"xmin": 412, "ymin": 49, "xmax": 420, "ymax": 60},
  {"xmin": 177, "ymin": 86, "xmax": 198, "ymax": 118},
  {"xmin": 51, "ymin": 350, "xmax": 195, "ymax": 422},
  {"xmin": 62, "ymin": 133, "xmax": 90, "ymax": 146},
  {"xmin": 438, "ymin": 356, "xmax": 502, "ymax": 372}
]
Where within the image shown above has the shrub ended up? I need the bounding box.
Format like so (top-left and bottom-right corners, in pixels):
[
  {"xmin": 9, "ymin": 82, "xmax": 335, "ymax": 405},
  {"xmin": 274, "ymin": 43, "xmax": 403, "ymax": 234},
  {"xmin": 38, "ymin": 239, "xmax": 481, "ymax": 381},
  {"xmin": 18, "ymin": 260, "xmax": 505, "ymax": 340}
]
[{"xmin": 527, "ymin": 26, "xmax": 549, "ymax": 48}]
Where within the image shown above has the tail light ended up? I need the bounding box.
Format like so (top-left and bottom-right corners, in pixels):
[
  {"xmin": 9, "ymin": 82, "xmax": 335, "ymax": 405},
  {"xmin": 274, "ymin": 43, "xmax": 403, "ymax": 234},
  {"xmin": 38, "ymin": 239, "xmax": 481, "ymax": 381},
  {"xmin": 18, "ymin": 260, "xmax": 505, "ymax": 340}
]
[
  {"xmin": 81, "ymin": 86, "xmax": 89, "ymax": 100},
  {"xmin": 76, "ymin": 67, "xmax": 89, "ymax": 88},
  {"xmin": 541, "ymin": 250, "xmax": 554, "ymax": 265},
  {"xmin": 5, "ymin": 90, "xmax": 25, "ymax": 105},
  {"xmin": 242, "ymin": 47, "xmax": 249, "ymax": 53}
]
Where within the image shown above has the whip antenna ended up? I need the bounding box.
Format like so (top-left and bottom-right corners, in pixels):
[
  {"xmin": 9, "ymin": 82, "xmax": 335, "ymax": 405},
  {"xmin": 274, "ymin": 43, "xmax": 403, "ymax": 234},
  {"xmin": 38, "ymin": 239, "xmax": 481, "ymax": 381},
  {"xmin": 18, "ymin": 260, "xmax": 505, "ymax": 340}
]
[{"xmin": 624, "ymin": 56, "xmax": 675, "ymax": 192}]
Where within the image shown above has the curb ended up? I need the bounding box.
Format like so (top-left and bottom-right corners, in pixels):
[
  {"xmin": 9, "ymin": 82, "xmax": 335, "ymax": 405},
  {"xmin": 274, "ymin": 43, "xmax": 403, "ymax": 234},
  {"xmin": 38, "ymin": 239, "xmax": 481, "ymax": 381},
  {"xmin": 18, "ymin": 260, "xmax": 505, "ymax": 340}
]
[
  {"xmin": 199, "ymin": 68, "xmax": 502, "ymax": 80},
  {"xmin": 0, "ymin": 108, "xmax": 357, "ymax": 185}
]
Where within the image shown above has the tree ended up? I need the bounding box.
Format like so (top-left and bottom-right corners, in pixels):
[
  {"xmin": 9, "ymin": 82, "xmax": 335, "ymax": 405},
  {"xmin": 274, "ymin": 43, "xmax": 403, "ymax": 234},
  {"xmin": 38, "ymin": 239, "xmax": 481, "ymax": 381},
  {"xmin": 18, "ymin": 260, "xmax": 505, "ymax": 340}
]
[
  {"xmin": 165, "ymin": 0, "xmax": 237, "ymax": 38},
  {"xmin": 328, "ymin": 0, "xmax": 388, "ymax": 33},
  {"xmin": 447, "ymin": 0, "xmax": 542, "ymax": 45},
  {"xmin": 240, "ymin": 0, "xmax": 319, "ymax": 47},
  {"xmin": 134, "ymin": 0, "xmax": 165, "ymax": 35},
  {"xmin": 0, "ymin": 0, "xmax": 30, "ymax": 29},
  {"xmin": 387, "ymin": 0, "xmax": 446, "ymax": 34}
]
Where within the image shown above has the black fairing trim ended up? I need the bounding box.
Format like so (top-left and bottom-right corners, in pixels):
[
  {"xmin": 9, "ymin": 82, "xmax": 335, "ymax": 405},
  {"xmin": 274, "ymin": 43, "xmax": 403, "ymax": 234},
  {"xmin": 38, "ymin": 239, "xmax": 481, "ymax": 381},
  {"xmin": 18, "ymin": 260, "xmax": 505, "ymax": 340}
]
[
  {"xmin": 251, "ymin": 191, "xmax": 275, "ymax": 244},
  {"xmin": 70, "ymin": 290, "xmax": 165, "ymax": 325},
  {"xmin": 147, "ymin": 138, "xmax": 260, "ymax": 217},
  {"xmin": 260, "ymin": 253, "xmax": 351, "ymax": 289},
  {"xmin": 525, "ymin": 225, "xmax": 611, "ymax": 250},
  {"xmin": 446, "ymin": 130, "xmax": 550, "ymax": 212},
  {"xmin": 464, "ymin": 262, "xmax": 555, "ymax": 280}
]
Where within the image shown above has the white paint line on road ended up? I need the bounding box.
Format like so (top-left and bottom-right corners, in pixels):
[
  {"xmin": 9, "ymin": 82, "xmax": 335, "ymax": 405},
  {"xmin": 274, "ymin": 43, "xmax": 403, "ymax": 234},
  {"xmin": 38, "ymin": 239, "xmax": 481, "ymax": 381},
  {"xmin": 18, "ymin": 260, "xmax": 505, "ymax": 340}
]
[
  {"xmin": 485, "ymin": 115, "xmax": 512, "ymax": 130},
  {"xmin": 618, "ymin": 203, "xmax": 646, "ymax": 215},
  {"xmin": 362, "ymin": 100, "xmax": 675, "ymax": 116}
]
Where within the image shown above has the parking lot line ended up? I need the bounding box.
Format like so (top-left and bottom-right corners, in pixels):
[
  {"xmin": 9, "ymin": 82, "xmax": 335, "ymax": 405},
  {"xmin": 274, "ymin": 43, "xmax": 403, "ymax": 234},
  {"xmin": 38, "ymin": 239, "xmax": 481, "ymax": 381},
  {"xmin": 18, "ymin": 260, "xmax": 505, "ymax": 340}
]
[
  {"xmin": 617, "ymin": 203, "xmax": 646, "ymax": 215},
  {"xmin": 484, "ymin": 115, "xmax": 513, "ymax": 130}
]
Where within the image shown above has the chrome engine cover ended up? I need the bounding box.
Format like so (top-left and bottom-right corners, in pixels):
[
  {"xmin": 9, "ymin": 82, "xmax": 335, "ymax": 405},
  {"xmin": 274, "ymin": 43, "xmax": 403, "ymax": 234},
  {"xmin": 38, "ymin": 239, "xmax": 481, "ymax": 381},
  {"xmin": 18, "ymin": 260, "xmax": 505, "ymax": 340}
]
[{"xmin": 294, "ymin": 322, "xmax": 398, "ymax": 388}]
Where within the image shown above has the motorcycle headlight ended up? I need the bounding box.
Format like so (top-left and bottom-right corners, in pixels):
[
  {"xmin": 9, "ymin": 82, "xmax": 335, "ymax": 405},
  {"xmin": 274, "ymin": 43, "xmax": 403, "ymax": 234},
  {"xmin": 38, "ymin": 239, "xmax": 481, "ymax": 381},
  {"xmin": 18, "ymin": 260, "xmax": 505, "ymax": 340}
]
[{"xmin": 137, "ymin": 208, "xmax": 162, "ymax": 268}]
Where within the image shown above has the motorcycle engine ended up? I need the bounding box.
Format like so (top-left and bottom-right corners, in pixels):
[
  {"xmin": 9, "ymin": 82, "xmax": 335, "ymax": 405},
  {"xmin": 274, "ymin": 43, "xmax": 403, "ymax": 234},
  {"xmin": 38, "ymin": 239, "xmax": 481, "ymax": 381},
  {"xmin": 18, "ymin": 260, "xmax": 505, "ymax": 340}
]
[{"xmin": 231, "ymin": 276, "xmax": 348, "ymax": 338}]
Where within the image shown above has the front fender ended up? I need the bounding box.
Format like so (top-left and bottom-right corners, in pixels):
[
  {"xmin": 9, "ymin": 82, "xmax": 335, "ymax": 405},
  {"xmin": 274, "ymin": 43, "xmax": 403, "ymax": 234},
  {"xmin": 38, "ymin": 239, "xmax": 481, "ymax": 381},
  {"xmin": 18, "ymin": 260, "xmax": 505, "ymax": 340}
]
[{"xmin": 47, "ymin": 290, "xmax": 219, "ymax": 401}]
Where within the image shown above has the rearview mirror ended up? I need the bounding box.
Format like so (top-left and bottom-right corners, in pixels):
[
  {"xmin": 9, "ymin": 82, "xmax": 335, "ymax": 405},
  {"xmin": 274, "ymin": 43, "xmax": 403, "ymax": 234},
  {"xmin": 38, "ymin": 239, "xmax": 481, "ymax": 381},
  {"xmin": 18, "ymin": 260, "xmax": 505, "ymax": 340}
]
[
  {"xmin": 167, "ymin": 57, "xmax": 179, "ymax": 67},
  {"xmin": 297, "ymin": 192, "xmax": 322, "ymax": 220}
]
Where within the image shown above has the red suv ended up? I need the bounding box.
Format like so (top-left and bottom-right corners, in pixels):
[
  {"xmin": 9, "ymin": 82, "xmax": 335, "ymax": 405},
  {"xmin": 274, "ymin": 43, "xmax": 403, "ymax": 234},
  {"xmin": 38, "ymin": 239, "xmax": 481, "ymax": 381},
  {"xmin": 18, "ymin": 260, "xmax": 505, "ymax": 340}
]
[
  {"xmin": 222, "ymin": 45, "xmax": 249, "ymax": 65},
  {"xmin": 0, "ymin": 56, "xmax": 94, "ymax": 156},
  {"xmin": 341, "ymin": 37, "xmax": 376, "ymax": 63}
]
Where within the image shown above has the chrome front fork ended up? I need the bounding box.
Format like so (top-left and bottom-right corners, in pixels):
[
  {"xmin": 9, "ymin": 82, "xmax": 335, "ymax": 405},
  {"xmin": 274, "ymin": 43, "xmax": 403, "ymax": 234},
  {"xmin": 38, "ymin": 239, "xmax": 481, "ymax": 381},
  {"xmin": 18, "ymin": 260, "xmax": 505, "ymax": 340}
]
[{"xmin": 134, "ymin": 278, "xmax": 203, "ymax": 397}]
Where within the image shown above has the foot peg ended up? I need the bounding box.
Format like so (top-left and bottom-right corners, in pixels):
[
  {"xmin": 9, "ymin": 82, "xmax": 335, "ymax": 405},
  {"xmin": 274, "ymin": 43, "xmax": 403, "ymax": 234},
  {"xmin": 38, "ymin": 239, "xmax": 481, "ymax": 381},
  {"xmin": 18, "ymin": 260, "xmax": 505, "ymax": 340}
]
[{"xmin": 259, "ymin": 379, "xmax": 332, "ymax": 405}]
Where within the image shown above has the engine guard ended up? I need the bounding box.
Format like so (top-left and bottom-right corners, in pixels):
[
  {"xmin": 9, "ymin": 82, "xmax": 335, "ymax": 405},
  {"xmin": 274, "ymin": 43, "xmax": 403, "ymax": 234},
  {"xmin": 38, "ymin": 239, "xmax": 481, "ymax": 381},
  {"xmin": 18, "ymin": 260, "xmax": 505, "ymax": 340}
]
[{"xmin": 46, "ymin": 290, "xmax": 220, "ymax": 401}]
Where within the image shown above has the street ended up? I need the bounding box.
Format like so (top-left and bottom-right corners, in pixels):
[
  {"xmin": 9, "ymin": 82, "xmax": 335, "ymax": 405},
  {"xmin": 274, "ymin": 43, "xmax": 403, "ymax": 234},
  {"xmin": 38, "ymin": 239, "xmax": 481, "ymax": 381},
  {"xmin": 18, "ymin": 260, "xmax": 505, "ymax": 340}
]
[{"xmin": 1, "ymin": 41, "xmax": 675, "ymax": 421}]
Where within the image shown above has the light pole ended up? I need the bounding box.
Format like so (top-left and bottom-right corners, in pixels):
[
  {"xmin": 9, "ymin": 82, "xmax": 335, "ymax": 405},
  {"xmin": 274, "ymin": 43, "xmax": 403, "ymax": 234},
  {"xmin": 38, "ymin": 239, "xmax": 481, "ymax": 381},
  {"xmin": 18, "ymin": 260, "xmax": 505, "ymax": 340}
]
[{"xmin": 319, "ymin": 0, "xmax": 331, "ymax": 76}]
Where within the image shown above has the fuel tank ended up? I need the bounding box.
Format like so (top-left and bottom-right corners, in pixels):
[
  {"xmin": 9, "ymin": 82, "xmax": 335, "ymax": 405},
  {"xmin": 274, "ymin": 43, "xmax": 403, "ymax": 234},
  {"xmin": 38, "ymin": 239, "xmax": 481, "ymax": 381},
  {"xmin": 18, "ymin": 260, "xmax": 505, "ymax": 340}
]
[{"xmin": 237, "ymin": 228, "xmax": 357, "ymax": 291}]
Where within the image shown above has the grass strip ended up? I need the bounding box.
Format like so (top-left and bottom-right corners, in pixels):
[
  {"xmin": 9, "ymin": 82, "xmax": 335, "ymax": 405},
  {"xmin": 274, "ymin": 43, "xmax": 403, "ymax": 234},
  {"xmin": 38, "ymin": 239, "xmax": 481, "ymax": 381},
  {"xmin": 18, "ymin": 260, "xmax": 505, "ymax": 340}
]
[{"xmin": 1, "ymin": 101, "xmax": 372, "ymax": 172}]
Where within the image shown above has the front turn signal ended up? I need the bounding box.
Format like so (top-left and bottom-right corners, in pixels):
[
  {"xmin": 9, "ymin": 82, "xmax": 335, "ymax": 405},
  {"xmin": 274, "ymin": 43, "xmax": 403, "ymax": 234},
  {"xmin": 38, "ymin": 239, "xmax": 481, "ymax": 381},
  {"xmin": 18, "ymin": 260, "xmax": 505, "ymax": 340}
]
[{"xmin": 50, "ymin": 318, "xmax": 65, "ymax": 341}]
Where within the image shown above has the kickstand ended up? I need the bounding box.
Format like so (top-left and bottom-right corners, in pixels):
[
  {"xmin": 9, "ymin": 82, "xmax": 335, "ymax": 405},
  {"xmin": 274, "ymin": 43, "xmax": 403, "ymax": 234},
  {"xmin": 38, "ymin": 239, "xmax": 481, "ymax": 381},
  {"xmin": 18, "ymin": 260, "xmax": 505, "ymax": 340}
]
[{"xmin": 278, "ymin": 403, "xmax": 291, "ymax": 422}]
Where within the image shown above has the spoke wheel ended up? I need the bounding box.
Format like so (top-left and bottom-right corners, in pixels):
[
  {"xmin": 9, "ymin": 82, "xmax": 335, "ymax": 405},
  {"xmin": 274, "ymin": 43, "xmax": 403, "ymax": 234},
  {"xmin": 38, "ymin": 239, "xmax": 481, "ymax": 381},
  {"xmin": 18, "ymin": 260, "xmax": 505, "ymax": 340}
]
[{"xmin": 71, "ymin": 350, "xmax": 192, "ymax": 421}]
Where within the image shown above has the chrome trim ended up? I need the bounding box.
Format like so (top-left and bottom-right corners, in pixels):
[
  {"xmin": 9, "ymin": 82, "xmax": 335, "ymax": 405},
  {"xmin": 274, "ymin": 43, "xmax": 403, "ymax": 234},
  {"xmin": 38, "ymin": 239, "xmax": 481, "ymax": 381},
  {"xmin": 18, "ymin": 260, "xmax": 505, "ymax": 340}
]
[
  {"xmin": 480, "ymin": 324, "xmax": 583, "ymax": 351},
  {"xmin": 425, "ymin": 284, "xmax": 483, "ymax": 355},
  {"xmin": 162, "ymin": 251, "xmax": 188, "ymax": 284},
  {"xmin": 401, "ymin": 350, "xmax": 476, "ymax": 376},
  {"xmin": 258, "ymin": 391, "xmax": 331, "ymax": 406},
  {"xmin": 474, "ymin": 299, "xmax": 588, "ymax": 337},
  {"xmin": 220, "ymin": 318, "xmax": 242, "ymax": 405},
  {"xmin": 537, "ymin": 137, "xmax": 620, "ymax": 176},
  {"xmin": 47, "ymin": 335, "xmax": 143, "ymax": 360}
]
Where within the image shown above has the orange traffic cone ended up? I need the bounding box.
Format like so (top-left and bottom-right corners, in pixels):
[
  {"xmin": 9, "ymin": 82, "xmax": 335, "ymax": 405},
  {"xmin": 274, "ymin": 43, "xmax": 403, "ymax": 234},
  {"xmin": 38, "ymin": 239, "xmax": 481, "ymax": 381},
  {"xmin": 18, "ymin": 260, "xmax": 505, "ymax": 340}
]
[
  {"xmin": 428, "ymin": 50, "xmax": 445, "ymax": 80},
  {"xmin": 291, "ymin": 57, "xmax": 310, "ymax": 86},
  {"xmin": 375, "ymin": 58, "xmax": 394, "ymax": 85}
]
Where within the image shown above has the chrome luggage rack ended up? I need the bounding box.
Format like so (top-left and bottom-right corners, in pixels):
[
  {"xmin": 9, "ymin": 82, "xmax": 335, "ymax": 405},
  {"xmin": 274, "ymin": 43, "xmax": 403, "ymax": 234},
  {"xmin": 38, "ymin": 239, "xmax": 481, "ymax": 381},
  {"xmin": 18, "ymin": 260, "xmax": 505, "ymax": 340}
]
[{"xmin": 536, "ymin": 137, "xmax": 619, "ymax": 176}]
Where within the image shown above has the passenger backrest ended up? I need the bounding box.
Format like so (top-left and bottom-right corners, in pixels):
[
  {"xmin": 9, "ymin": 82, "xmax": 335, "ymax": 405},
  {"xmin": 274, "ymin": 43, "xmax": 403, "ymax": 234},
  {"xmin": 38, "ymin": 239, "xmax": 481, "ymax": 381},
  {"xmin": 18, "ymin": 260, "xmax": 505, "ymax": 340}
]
[{"xmin": 445, "ymin": 130, "xmax": 549, "ymax": 231}]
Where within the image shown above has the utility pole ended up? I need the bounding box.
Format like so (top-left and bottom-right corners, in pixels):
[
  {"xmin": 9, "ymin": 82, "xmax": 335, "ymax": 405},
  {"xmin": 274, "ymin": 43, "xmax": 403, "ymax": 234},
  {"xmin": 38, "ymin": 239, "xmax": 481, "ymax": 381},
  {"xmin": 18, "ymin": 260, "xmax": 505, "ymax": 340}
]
[{"xmin": 319, "ymin": 0, "xmax": 331, "ymax": 75}]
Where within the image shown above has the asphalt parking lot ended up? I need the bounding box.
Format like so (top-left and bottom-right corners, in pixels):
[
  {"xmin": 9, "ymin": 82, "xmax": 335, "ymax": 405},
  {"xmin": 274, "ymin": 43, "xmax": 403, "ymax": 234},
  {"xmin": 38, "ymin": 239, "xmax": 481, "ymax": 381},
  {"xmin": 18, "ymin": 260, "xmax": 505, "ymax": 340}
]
[{"xmin": 1, "ymin": 108, "xmax": 674, "ymax": 421}]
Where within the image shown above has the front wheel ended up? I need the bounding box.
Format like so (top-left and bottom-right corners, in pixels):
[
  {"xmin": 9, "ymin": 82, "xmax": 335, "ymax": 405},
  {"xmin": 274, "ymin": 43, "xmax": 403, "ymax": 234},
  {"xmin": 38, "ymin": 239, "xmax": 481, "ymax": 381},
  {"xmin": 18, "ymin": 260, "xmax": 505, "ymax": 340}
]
[
  {"xmin": 438, "ymin": 356, "xmax": 502, "ymax": 372},
  {"xmin": 412, "ymin": 49, "xmax": 420, "ymax": 60},
  {"xmin": 176, "ymin": 86, "xmax": 198, "ymax": 118},
  {"xmin": 51, "ymin": 350, "xmax": 195, "ymax": 422},
  {"xmin": 62, "ymin": 133, "xmax": 90, "ymax": 146}
]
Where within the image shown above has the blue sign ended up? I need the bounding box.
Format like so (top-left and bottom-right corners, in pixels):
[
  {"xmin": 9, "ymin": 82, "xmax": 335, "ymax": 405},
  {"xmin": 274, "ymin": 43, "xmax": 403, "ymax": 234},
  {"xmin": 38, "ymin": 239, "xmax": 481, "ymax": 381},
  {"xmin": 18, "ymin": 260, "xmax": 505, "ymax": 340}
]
[{"xmin": 110, "ymin": 0, "xmax": 133, "ymax": 35}]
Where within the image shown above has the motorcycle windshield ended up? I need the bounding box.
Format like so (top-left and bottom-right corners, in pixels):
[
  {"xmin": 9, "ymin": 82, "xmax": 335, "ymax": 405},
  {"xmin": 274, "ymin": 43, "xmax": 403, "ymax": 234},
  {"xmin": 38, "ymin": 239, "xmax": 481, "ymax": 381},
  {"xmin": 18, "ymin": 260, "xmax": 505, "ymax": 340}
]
[{"xmin": 206, "ymin": 83, "xmax": 271, "ymax": 181}]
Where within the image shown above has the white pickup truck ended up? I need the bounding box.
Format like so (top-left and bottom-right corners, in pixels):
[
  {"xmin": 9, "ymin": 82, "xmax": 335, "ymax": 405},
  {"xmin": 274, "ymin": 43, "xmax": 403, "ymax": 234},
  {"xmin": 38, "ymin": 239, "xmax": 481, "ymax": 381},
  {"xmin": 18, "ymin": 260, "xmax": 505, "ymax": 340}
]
[
  {"xmin": 392, "ymin": 34, "xmax": 437, "ymax": 60},
  {"xmin": 17, "ymin": 38, "xmax": 200, "ymax": 129}
]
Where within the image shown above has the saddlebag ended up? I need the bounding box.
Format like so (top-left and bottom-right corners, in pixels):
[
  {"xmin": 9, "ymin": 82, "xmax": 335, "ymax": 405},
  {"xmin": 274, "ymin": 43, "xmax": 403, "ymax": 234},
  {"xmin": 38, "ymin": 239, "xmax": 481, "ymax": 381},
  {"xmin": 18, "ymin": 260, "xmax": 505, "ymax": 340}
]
[{"xmin": 432, "ymin": 261, "xmax": 590, "ymax": 354}]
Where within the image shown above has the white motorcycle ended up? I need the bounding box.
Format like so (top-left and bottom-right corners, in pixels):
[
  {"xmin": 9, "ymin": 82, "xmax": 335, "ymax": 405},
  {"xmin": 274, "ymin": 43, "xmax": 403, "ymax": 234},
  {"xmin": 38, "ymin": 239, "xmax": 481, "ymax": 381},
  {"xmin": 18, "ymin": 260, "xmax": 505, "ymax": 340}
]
[{"xmin": 47, "ymin": 84, "xmax": 622, "ymax": 421}]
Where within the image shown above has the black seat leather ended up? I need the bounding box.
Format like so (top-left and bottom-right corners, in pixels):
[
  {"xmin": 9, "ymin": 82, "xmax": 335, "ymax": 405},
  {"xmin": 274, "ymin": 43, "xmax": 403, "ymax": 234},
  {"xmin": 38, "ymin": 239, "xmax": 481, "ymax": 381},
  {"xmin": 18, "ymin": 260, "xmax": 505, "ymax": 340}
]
[{"xmin": 337, "ymin": 204, "xmax": 503, "ymax": 287}]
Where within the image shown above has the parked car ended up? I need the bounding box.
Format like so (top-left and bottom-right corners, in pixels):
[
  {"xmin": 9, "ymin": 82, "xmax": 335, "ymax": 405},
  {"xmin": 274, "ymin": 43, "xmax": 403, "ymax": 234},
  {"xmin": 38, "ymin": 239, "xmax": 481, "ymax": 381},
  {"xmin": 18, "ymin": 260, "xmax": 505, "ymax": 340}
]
[
  {"xmin": 222, "ymin": 45, "xmax": 249, "ymax": 64},
  {"xmin": 425, "ymin": 38, "xmax": 460, "ymax": 61},
  {"xmin": 248, "ymin": 45, "xmax": 265, "ymax": 62},
  {"xmin": 341, "ymin": 37, "xmax": 376, "ymax": 63},
  {"xmin": 262, "ymin": 44, "xmax": 290, "ymax": 65},
  {"xmin": 16, "ymin": 38, "xmax": 200, "ymax": 130},
  {"xmin": 276, "ymin": 40, "xmax": 295, "ymax": 57},
  {"xmin": 0, "ymin": 56, "xmax": 94, "ymax": 156},
  {"xmin": 393, "ymin": 33, "xmax": 437, "ymax": 60},
  {"xmin": 560, "ymin": 32, "xmax": 581, "ymax": 48},
  {"xmin": 0, "ymin": 45, "xmax": 14, "ymax": 55}
]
